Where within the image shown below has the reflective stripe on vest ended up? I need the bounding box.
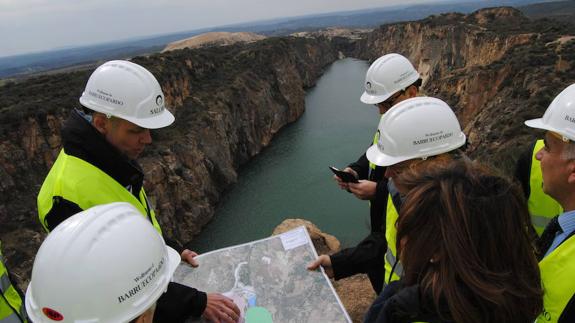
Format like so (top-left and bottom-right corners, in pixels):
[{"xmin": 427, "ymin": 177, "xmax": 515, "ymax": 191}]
[
  {"xmin": 0, "ymin": 244, "xmax": 25, "ymax": 323},
  {"xmin": 384, "ymin": 194, "xmax": 402, "ymax": 284},
  {"xmin": 529, "ymin": 140, "xmax": 563, "ymax": 235},
  {"xmin": 368, "ymin": 131, "xmax": 380, "ymax": 209},
  {"xmin": 368, "ymin": 131, "xmax": 379, "ymax": 173},
  {"xmin": 0, "ymin": 312, "xmax": 22, "ymax": 323},
  {"xmin": 37, "ymin": 150, "xmax": 162, "ymax": 234},
  {"xmin": 537, "ymin": 235, "xmax": 575, "ymax": 323}
]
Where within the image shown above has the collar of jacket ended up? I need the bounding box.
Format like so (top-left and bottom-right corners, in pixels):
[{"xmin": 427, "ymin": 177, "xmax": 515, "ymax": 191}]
[
  {"xmin": 387, "ymin": 179, "xmax": 404, "ymax": 212},
  {"xmin": 61, "ymin": 110, "xmax": 145, "ymax": 194}
]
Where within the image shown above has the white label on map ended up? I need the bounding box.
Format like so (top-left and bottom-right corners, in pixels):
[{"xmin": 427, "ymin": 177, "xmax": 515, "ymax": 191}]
[{"xmin": 280, "ymin": 226, "xmax": 308, "ymax": 251}]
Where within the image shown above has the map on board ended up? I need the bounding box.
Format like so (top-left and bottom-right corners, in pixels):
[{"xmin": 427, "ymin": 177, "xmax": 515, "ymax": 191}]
[{"xmin": 173, "ymin": 226, "xmax": 351, "ymax": 323}]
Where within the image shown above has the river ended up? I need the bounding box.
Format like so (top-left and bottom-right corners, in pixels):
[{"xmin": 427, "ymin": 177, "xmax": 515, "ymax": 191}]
[{"xmin": 191, "ymin": 58, "xmax": 380, "ymax": 252}]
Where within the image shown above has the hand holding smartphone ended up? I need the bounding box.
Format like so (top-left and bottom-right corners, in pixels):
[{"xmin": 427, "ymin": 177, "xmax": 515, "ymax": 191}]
[{"xmin": 329, "ymin": 166, "xmax": 359, "ymax": 183}]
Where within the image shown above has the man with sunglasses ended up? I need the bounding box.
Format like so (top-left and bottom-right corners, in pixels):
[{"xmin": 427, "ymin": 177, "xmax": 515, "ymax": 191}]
[
  {"xmin": 515, "ymin": 130, "xmax": 563, "ymax": 236},
  {"xmin": 308, "ymin": 53, "xmax": 422, "ymax": 294},
  {"xmin": 524, "ymin": 83, "xmax": 575, "ymax": 323}
]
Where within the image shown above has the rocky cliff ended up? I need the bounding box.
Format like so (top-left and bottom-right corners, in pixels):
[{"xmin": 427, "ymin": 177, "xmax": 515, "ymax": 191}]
[
  {"xmin": 350, "ymin": 7, "xmax": 575, "ymax": 171},
  {"xmin": 0, "ymin": 36, "xmax": 339, "ymax": 285}
]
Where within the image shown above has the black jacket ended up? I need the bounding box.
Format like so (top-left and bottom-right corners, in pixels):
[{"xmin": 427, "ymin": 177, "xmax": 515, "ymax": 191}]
[
  {"xmin": 330, "ymin": 151, "xmax": 389, "ymax": 294},
  {"xmin": 364, "ymin": 281, "xmax": 451, "ymax": 323},
  {"xmin": 44, "ymin": 111, "xmax": 207, "ymax": 322}
]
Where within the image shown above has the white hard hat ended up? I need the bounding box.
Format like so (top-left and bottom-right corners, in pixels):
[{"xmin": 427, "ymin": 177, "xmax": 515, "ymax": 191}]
[
  {"xmin": 366, "ymin": 97, "xmax": 466, "ymax": 166},
  {"xmin": 25, "ymin": 202, "xmax": 181, "ymax": 323},
  {"xmin": 360, "ymin": 53, "xmax": 421, "ymax": 105},
  {"xmin": 79, "ymin": 60, "xmax": 175, "ymax": 129},
  {"xmin": 525, "ymin": 83, "xmax": 575, "ymax": 141}
]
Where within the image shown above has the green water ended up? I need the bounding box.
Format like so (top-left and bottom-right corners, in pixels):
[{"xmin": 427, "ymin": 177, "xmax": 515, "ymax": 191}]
[{"xmin": 190, "ymin": 58, "xmax": 380, "ymax": 252}]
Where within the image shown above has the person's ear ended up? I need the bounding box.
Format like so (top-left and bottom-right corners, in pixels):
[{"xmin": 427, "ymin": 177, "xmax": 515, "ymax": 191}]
[
  {"xmin": 92, "ymin": 113, "xmax": 109, "ymax": 135},
  {"xmin": 406, "ymin": 85, "xmax": 418, "ymax": 98}
]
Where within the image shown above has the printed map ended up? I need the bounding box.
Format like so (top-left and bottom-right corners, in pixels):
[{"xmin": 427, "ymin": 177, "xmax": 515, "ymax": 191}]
[{"xmin": 173, "ymin": 226, "xmax": 351, "ymax": 323}]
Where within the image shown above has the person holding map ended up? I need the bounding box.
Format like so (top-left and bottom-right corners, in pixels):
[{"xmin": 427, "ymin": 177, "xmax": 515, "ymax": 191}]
[{"xmin": 36, "ymin": 60, "xmax": 240, "ymax": 322}]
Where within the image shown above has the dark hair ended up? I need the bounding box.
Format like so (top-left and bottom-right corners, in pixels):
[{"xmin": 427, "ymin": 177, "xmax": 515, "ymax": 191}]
[
  {"xmin": 395, "ymin": 78, "xmax": 422, "ymax": 97},
  {"xmin": 395, "ymin": 160, "xmax": 543, "ymax": 323},
  {"xmin": 411, "ymin": 78, "xmax": 423, "ymax": 90}
]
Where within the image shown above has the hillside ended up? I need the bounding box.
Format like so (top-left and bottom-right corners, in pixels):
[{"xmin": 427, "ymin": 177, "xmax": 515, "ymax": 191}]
[
  {"xmin": 0, "ymin": 0, "xmax": 556, "ymax": 79},
  {"xmin": 162, "ymin": 32, "xmax": 266, "ymax": 52},
  {"xmin": 521, "ymin": 0, "xmax": 575, "ymax": 22},
  {"xmin": 1, "ymin": 6, "xmax": 575, "ymax": 291}
]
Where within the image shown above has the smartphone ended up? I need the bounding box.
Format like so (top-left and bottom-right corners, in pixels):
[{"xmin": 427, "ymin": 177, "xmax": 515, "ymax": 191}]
[{"xmin": 329, "ymin": 166, "xmax": 359, "ymax": 183}]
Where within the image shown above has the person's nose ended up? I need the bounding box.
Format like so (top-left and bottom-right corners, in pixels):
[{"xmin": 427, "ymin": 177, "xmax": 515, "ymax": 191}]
[
  {"xmin": 141, "ymin": 129, "xmax": 152, "ymax": 144},
  {"xmin": 384, "ymin": 167, "xmax": 394, "ymax": 179}
]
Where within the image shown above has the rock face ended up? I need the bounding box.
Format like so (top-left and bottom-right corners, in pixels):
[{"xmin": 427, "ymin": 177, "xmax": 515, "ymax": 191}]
[
  {"xmin": 272, "ymin": 219, "xmax": 375, "ymax": 323},
  {"xmin": 162, "ymin": 32, "xmax": 267, "ymax": 52},
  {"xmin": 352, "ymin": 7, "xmax": 575, "ymax": 172},
  {"xmin": 0, "ymin": 37, "xmax": 339, "ymax": 287}
]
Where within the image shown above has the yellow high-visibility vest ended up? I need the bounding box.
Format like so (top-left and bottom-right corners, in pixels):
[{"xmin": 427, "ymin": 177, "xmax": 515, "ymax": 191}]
[
  {"xmin": 37, "ymin": 149, "xmax": 162, "ymax": 234},
  {"xmin": 369, "ymin": 131, "xmax": 379, "ymax": 172},
  {"xmin": 384, "ymin": 194, "xmax": 402, "ymax": 284},
  {"xmin": 537, "ymin": 235, "xmax": 575, "ymax": 322},
  {"xmin": 0, "ymin": 242, "xmax": 26, "ymax": 323}
]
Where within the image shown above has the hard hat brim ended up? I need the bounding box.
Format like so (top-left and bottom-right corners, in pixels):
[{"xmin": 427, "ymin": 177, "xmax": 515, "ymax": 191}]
[
  {"xmin": 80, "ymin": 96, "xmax": 175, "ymax": 129},
  {"xmin": 525, "ymin": 118, "xmax": 575, "ymax": 141},
  {"xmin": 360, "ymin": 91, "xmax": 392, "ymax": 105},
  {"xmin": 25, "ymin": 285, "xmax": 41, "ymax": 323},
  {"xmin": 524, "ymin": 118, "xmax": 553, "ymax": 132},
  {"xmin": 124, "ymin": 109, "xmax": 175, "ymax": 129},
  {"xmin": 365, "ymin": 144, "xmax": 410, "ymax": 167},
  {"xmin": 365, "ymin": 134, "xmax": 467, "ymax": 167},
  {"xmin": 524, "ymin": 118, "xmax": 545, "ymax": 129},
  {"xmin": 166, "ymin": 246, "xmax": 181, "ymax": 278}
]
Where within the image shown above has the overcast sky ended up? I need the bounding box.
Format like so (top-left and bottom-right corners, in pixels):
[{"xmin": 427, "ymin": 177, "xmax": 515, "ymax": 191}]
[{"xmin": 0, "ymin": 0, "xmax": 442, "ymax": 58}]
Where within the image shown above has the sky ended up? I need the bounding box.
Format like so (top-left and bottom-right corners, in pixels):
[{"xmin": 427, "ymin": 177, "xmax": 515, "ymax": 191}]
[{"xmin": 0, "ymin": 0, "xmax": 443, "ymax": 58}]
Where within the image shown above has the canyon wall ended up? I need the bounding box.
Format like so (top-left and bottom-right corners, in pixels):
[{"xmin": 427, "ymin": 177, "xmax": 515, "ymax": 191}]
[
  {"xmin": 0, "ymin": 37, "xmax": 339, "ymax": 284},
  {"xmin": 349, "ymin": 7, "xmax": 575, "ymax": 171}
]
